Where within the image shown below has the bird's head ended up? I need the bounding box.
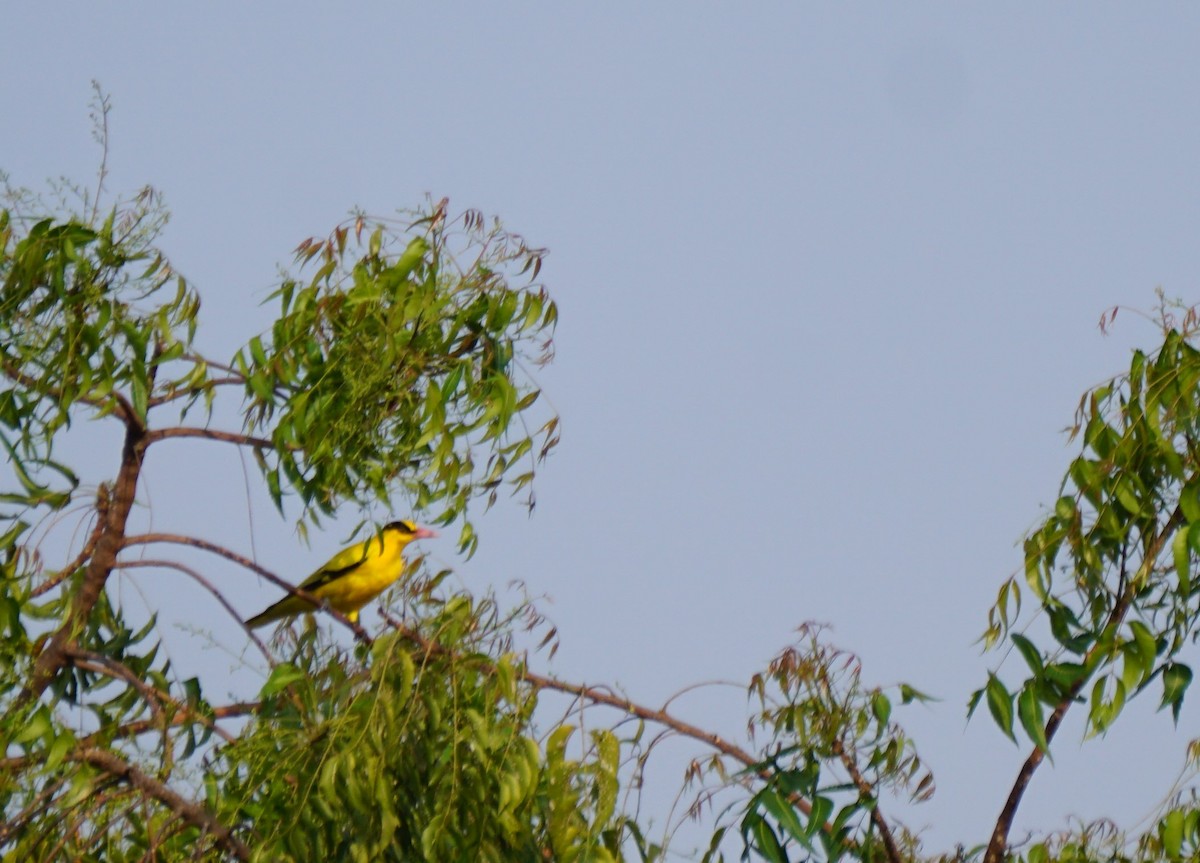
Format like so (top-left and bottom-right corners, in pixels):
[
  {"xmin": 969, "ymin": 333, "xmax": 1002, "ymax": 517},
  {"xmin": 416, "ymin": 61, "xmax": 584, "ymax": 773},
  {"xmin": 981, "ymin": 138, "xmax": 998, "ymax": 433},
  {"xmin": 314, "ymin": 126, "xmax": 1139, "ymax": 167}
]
[{"xmin": 384, "ymin": 520, "xmax": 438, "ymax": 541}]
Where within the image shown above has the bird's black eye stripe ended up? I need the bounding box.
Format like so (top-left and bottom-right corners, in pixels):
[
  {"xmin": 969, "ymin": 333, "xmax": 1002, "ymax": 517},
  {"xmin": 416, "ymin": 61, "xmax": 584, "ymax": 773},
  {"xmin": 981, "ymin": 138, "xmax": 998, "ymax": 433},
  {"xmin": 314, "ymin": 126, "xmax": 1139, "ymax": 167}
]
[{"xmin": 385, "ymin": 520, "xmax": 415, "ymax": 534}]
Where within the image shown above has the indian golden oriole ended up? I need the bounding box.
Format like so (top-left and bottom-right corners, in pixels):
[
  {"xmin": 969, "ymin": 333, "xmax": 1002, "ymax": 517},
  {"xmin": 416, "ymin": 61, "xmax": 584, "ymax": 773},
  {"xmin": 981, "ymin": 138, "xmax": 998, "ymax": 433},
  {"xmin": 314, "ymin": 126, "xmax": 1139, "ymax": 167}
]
[{"xmin": 245, "ymin": 520, "xmax": 436, "ymax": 628}]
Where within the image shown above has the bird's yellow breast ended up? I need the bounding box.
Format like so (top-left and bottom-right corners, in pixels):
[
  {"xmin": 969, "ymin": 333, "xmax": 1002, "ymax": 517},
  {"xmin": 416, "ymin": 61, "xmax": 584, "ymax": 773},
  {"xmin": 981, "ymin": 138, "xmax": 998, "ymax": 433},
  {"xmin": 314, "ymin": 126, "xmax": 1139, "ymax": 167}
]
[{"xmin": 309, "ymin": 531, "xmax": 410, "ymax": 613}]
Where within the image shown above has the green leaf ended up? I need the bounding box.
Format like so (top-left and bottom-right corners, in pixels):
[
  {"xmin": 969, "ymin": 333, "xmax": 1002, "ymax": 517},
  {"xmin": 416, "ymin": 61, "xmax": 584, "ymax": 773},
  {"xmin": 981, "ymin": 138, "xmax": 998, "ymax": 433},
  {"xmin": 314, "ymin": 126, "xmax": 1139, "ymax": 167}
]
[
  {"xmin": 756, "ymin": 787, "xmax": 809, "ymax": 849},
  {"xmin": 1160, "ymin": 662, "xmax": 1193, "ymax": 724},
  {"xmin": 1120, "ymin": 642, "xmax": 1145, "ymax": 694},
  {"xmin": 1129, "ymin": 621, "xmax": 1159, "ymax": 685},
  {"xmin": 14, "ymin": 705, "xmax": 52, "ymax": 746},
  {"xmin": 1162, "ymin": 808, "xmax": 1184, "ymax": 859},
  {"xmin": 392, "ymin": 236, "xmax": 429, "ymax": 281},
  {"xmin": 870, "ymin": 692, "xmax": 891, "ymax": 732},
  {"xmin": 807, "ymin": 795, "xmax": 833, "ymax": 839},
  {"xmin": 248, "ymin": 372, "xmax": 274, "ymax": 401},
  {"xmin": 1017, "ymin": 682, "xmax": 1048, "ymax": 753},
  {"xmin": 129, "ymin": 371, "xmax": 149, "ymax": 421},
  {"xmin": 899, "ymin": 683, "xmax": 935, "ymax": 704},
  {"xmin": 260, "ymin": 663, "xmax": 306, "ymax": 698},
  {"xmin": 45, "ymin": 728, "xmax": 75, "ymax": 771},
  {"xmin": 985, "ymin": 674, "xmax": 1016, "ymax": 743},
  {"xmin": 249, "ymin": 335, "xmax": 268, "ymax": 367},
  {"xmin": 966, "ymin": 686, "xmax": 984, "ymax": 719},
  {"xmin": 746, "ymin": 811, "xmax": 787, "ymax": 863},
  {"xmin": 1010, "ymin": 633, "xmax": 1044, "ymax": 677},
  {"xmin": 1023, "ymin": 539, "xmax": 1049, "ymax": 602},
  {"xmin": 1174, "ymin": 528, "xmax": 1192, "ymax": 593},
  {"xmin": 1181, "ymin": 479, "xmax": 1200, "ymax": 523}
]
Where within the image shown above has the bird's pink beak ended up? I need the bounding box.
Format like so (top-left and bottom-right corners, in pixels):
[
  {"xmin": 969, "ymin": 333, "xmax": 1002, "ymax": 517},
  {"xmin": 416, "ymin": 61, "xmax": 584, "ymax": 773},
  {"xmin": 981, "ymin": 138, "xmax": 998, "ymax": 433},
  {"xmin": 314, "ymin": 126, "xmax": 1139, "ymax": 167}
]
[{"xmin": 412, "ymin": 525, "xmax": 437, "ymax": 540}]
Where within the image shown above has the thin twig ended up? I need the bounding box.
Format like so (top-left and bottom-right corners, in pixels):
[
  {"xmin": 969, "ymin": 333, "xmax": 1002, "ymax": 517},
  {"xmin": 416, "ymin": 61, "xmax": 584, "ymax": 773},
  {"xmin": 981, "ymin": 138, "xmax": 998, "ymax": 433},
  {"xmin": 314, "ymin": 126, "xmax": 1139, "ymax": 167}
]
[{"xmin": 30, "ymin": 490, "xmax": 108, "ymax": 598}]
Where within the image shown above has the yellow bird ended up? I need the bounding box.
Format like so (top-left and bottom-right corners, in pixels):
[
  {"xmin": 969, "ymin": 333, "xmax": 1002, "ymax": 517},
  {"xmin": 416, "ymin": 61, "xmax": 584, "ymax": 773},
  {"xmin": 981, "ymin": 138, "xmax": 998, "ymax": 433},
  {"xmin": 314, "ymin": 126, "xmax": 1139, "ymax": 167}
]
[{"xmin": 246, "ymin": 520, "xmax": 436, "ymax": 628}]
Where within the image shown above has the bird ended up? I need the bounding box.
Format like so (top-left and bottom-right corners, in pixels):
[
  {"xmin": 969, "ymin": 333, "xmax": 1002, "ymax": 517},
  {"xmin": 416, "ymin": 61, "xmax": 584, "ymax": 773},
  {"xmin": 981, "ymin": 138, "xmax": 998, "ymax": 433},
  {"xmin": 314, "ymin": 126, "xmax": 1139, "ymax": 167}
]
[{"xmin": 245, "ymin": 520, "xmax": 436, "ymax": 628}]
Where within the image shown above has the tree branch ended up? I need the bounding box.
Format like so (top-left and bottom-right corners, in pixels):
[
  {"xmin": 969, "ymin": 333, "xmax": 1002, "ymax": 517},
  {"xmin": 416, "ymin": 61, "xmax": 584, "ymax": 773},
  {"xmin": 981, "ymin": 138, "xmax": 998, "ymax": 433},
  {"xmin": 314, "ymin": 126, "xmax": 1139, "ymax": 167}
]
[
  {"xmin": 830, "ymin": 738, "xmax": 902, "ymax": 863},
  {"xmin": 983, "ymin": 505, "xmax": 1183, "ymax": 863},
  {"xmin": 376, "ymin": 611, "xmax": 830, "ymax": 831},
  {"xmin": 0, "ymin": 702, "xmax": 257, "ymax": 774},
  {"xmin": 0, "ymin": 354, "xmax": 137, "ymax": 428},
  {"xmin": 144, "ymin": 426, "xmax": 277, "ymax": 450},
  {"xmin": 148, "ymin": 375, "xmax": 245, "ymax": 408},
  {"xmin": 74, "ymin": 747, "xmax": 250, "ymax": 861},
  {"xmin": 64, "ymin": 645, "xmax": 237, "ymax": 744},
  {"xmin": 25, "ymin": 421, "xmax": 147, "ymax": 702}
]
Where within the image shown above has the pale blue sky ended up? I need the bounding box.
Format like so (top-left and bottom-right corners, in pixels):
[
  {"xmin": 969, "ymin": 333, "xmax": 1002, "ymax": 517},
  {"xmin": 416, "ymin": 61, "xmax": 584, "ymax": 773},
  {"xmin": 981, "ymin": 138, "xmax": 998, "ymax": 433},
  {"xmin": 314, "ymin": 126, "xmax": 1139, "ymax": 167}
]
[{"xmin": 4, "ymin": 4, "xmax": 1199, "ymax": 855}]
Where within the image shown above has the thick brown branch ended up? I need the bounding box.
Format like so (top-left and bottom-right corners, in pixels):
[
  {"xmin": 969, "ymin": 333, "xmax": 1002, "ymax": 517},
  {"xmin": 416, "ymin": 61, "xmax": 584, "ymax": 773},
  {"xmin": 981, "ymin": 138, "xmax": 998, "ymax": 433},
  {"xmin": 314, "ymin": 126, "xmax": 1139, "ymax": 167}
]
[
  {"xmin": 74, "ymin": 747, "xmax": 250, "ymax": 861},
  {"xmin": 983, "ymin": 505, "xmax": 1184, "ymax": 863},
  {"xmin": 26, "ymin": 422, "xmax": 147, "ymax": 701}
]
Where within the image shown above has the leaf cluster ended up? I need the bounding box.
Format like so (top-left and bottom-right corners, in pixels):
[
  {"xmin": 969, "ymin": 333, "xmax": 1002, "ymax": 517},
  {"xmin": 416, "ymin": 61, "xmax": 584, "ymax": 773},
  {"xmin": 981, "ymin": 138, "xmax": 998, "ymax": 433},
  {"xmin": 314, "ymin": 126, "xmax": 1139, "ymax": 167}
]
[
  {"xmin": 215, "ymin": 594, "xmax": 626, "ymax": 862},
  {"xmin": 235, "ymin": 211, "xmax": 559, "ymax": 543},
  {"xmin": 712, "ymin": 625, "xmax": 933, "ymax": 863},
  {"xmin": 0, "ymin": 198, "xmax": 198, "ymax": 511}
]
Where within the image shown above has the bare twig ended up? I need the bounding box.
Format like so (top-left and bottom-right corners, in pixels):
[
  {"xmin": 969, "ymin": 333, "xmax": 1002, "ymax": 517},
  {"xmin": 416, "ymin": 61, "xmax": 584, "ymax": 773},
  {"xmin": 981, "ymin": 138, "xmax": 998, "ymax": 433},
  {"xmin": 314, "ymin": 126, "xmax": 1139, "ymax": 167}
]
[{"xmin": 147, "ymin": 375, "xmax": 245, "ymax": 408}]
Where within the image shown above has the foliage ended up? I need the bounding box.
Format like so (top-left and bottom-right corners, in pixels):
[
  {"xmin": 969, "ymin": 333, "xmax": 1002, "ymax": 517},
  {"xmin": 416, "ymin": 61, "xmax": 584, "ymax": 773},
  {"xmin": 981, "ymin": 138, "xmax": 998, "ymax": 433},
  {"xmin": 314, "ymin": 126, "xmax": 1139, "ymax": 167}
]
[
  {"xmin": 236, "ymin": 205, "xmax": 558, "ymax": 544},
  {"xmin": 215, "ymin": 597, "xmax": 623, "ymax": 863}
]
